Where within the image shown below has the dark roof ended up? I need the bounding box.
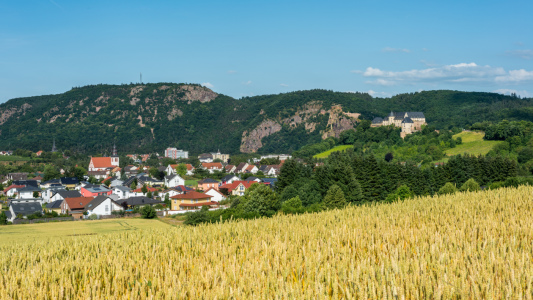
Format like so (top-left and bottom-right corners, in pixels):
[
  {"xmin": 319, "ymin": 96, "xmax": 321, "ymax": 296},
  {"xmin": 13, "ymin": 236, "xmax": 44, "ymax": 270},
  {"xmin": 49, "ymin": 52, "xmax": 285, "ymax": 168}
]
[
  {"xmin": 60, "ymin": 177, "xmax": 79, "ymax": 185},
  {"xmin": 175, "ymin": 185, "xmax": 194, "ymax": 192},
  {"xmin": 9, "ymin": 173, "xmax": 28, "ymax": 181},
  {"xmin": 11, "ymin": 202, "xmax": 43, "ymax": 217},
  {"xmin": 57, "ymin": 190, "xmax": 82, "ymax": 199},
  {"xmin": 4, "ymin": 211, "xmax": 12, "ymax": 219},
  {"xmin": 165, "ymin": 174, "xmax": 176, "ymax": 180},
  {"xmin": 244, "ymin": 176, "xmax": 259, "ymax": 182},
  {"xmin": 157, "ymin": 166, "xmax": 166, "ymax": 172},
  {"xmin": 402, "ymin": 117, "xmax": 414, "ymax": 124},
  {"xmin": 85, "ymin": 195, "xmax": 117, "ymax": 211},
  {"xmin": 199, "ymin": 153, "xmax": 213, "ymax": 159},
  {"xmin": 114, "ymin": 186, "xmax": 131, "ymax": 192},
  {"xmin": 46, "ymin": 200, "xmax": 63, "ymax": 209},
  {"xmin": 12, "ymin": 180, "xmax": 38, "ymax": 187},
  {"xmin": 394, "ymin": 112, "xmax": 407, "ymax": 120},
  {"xmin": 18, "ymin": 186, "xmax": 41, "ymax": 192},
  {"xmin": 116, "ymin": 196, "xmax": 163, "ymax": 207},
  {"xmin": 261, "ymin": 178, "xmax": 278, "ymax": 185},
  {"xmin": 198, "ymin": 178, "xmax": 219, "ymax": 184},
  {"xmin": 221, "ymin": 175, "xmax": 239, "ymax": 182},
  {"xmin": 42, "ymin": 179, "xmax": 61, "ymax": 185},
  {"xmin": 371, "ymin": 117, "xmax": 383, "ymax": 124},
  {"xmin": 406, "ymin": 112, "xmax": 425, "ymax": 119}
]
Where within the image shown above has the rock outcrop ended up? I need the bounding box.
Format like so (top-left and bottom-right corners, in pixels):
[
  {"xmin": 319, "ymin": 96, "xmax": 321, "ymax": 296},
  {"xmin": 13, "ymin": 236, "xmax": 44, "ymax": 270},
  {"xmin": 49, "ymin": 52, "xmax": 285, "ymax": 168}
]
[{"xmin": 240, "ymin": 120, "xmax": 282, "ymax": 153}]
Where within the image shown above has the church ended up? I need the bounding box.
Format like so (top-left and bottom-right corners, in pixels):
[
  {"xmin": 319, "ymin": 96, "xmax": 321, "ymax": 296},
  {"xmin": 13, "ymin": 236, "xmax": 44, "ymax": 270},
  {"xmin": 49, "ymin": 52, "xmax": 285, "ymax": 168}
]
[
  {"xmin": 88, "ymin": 144, "xmax": 120, "ymax": 172},
  {"xmin": 371, "ymin": 112, "xmax": 426, "ymax": 138}
]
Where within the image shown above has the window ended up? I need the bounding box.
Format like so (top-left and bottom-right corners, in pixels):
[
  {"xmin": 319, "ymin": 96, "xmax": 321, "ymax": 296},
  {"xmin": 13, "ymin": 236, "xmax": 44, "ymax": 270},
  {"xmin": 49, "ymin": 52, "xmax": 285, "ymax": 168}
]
[{"xmin": 105, "ymin": 205, "xmax": 109, "ymax": 212}]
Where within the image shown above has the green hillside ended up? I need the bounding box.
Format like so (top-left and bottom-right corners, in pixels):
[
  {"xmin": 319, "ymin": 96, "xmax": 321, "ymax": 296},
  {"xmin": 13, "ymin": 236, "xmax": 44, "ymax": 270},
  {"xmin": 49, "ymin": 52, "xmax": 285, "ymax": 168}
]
[
  {"xmin": 0, "ymin": 84, "xmax": 531, "ymax": 155},
  {"xmin": 313, "ymin": 145, "xmax": 354, "ymax": 158},
  {"xmin": 445, "ymin": 131, "xmax": 503, "ymax": 157}
]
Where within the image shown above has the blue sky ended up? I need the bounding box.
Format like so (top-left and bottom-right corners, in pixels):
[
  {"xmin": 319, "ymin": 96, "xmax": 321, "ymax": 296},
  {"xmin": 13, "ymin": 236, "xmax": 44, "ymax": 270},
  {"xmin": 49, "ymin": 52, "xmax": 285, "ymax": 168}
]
[{"xmin": 1, "ymin": 0, "xmax": 532, "ymax": 102}]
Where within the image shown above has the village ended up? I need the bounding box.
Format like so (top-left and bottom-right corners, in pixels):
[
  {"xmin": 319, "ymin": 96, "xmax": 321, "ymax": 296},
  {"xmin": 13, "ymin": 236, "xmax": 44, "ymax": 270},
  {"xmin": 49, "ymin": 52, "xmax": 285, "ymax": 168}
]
[{"xmin": 0, "ymin": 145, "xmax": 290, "ymax": 224}]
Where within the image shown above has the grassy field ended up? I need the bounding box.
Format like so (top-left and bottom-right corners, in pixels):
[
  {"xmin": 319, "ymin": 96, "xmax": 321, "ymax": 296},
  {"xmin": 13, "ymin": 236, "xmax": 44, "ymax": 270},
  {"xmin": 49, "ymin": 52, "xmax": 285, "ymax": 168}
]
[
  {"xmin": 0, "ymin": 218, "xmax": 169, "ymax": 246},
  {"xmin": 444, "ymin": 131, "xmax": 503, "ymax": 157},
  {"xmin": 1, "ymin": 187, "xmax": 532, "ymax": 298},
  {"xmin": 185, "ymin": 179, "xmax": 198, "ymax": 186},
  {"xmin": 313, "ymin": 145, "xmax": 354, "ymax": 158}
]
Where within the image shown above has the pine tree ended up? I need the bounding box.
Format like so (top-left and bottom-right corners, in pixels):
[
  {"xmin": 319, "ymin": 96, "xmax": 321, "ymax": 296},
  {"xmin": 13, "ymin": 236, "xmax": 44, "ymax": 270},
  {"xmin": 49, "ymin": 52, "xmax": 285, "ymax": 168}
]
[{"xmin": 323, "ymin": 185, "xmax": 347, "ymax": 210}]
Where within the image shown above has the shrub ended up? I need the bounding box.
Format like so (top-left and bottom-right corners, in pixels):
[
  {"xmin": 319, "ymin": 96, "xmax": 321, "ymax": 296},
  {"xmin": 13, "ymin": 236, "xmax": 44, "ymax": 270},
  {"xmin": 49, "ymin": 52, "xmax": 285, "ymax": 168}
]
[
  {"xmin": 88, "ymin": 214, "xmax": 98, "ymax": 220},
  {"xmin": 281, "ymin": 196, "xmax": 304, "ymax": 214},
  {"xmin": 140, "ymin": 205, "xmax": 157, "ymax": 219},
  {"xmin": 438, "ymin": 182, "xmax": 457, "ymax": 195},
  {"xmin": 460, "ymin": 178, "xmax": 480, "ymax": 192}
]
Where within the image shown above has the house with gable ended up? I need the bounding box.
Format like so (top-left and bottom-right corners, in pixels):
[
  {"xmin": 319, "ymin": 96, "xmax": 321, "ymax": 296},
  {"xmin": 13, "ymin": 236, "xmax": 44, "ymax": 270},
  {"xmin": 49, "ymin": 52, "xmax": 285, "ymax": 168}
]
[
  {"xmin": 61, "ymin": 196, "xmax": 94, "ymax": 219},
  {"xmin": 80, "ymin": 185, "xmax": 112, "ymax": 197},
  {"xmin": 219, "ymin": 180, "xmax": 262, "ymax": 196},
  {"xmin": 205, "ymin": 188, "xmax": 226, "ymax": 202},
  {"xmin": 201, "ymin": 162, "xmax": 223, "ymax": 174},
  {"xmin": 88, "ymin": 144, "xmax": 120, "ymax": 172},
  {"xmin": 164, "ymin": 174, "xmax": 185, "ymax": 187},
  {"xmin": 85, "ymin": 195, "xmax": 123, "ymax": 217},
  {"xmin": 197, "ymin": 178, "xmax": 220, "ymax": 191},
  {"xmin": 221, "ymin": 174, "xmax": 240, "ymax": 185},
  {"xmin": 112, "ymin": 186, "xmax": 131, "ymax": 200}
]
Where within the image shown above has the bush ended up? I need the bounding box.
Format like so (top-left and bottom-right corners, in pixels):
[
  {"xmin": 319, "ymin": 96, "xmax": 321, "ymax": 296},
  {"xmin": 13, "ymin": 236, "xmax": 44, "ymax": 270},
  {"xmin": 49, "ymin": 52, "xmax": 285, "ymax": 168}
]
[
  {"xmin": 281, "ymin": 196, "xmax": 304, "ymax": 214},
  {"xmin": 385, "ymin": 185, "xmax": 414, "ymax": 203},
  {"xmin": 438, "ymin": 182, "xmax": 457, "ymax": 195},
  {"xmin": 88, "ymin": 214, "xmax": 98, "ymax": 220},
  {"xmin": 184, "ymin": 206, "xmax": 209, "ymax": 226},
  {"xmin": 140, "ymin": 205, "xmax": 157, "ymax": 219},
  {"xmin": 459, "ymin": 178, "xmax": 480, "ymax": 192}
]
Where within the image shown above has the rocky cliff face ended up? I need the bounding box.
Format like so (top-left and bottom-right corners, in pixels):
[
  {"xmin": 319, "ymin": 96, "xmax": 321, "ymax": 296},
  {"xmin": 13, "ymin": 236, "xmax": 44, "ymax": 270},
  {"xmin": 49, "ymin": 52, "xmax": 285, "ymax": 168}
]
[{"xmin": 240, "ymin": 103, "xmax": 360, "ymax": 153}]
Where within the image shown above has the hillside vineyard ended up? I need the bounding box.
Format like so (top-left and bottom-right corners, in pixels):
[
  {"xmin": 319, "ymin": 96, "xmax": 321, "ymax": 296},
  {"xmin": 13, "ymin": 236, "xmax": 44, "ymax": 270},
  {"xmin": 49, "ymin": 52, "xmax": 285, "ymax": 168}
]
[{"xmin": 1, "ymin": 186, "xmax": 532, "ymax": 298}]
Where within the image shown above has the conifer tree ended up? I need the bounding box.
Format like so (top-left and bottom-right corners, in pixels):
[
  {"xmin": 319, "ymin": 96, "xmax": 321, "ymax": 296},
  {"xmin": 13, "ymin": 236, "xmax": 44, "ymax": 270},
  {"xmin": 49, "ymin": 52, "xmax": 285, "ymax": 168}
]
[
  {"xmin": 323, "ymin": 185, "xmax": 347, "ymax": 210},
  {"xmin": 459, "ymin": 178, "xmax": 480, "ymax": 192}
]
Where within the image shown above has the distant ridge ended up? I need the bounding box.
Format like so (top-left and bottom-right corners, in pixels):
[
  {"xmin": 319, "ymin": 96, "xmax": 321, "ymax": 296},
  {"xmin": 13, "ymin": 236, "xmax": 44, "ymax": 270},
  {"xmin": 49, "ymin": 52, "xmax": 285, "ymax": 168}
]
[{"xmin": 0, "ymin": 83, "xmax": 531, "ymax": 155}]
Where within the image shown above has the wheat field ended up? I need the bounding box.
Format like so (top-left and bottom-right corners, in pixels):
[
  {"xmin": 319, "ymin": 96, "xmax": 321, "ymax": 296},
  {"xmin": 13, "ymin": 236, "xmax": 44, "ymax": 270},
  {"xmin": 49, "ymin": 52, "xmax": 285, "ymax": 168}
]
[{"xmin": 1, "ymin": 186, "xmax": 532, "ymax": 298}]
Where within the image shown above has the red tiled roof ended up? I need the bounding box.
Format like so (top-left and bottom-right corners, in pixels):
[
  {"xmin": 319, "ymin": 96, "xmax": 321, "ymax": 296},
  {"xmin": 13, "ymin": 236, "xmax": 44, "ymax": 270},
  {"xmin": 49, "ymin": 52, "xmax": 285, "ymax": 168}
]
[
  {"xmin": 218, "ymin": 180, "xmax": 257, "ymax": 192},
  {"xmin": 171, "ymin": 191, "xmax": 212, "ymax": 200},
  {"xmin": 64, "ymin": 197, "xmax": 94, "ymax": 210},
  {"xmin": 133, "ymin": 187, "xmax": 158, "ymax": 193},
  {"xmin": 179, "ymin": 201, "xmax": 218, "ymax": 207},
  {"xmin": 3, "ymin": 184, "xmax": 25, "ymax": 193},
  {"xmin": 202, "ymin": 162, "xmax": 223, "ymax": 169},
  {"xmin": 90, "ymin": 157, "xmax": 113, "ymax": 168}
]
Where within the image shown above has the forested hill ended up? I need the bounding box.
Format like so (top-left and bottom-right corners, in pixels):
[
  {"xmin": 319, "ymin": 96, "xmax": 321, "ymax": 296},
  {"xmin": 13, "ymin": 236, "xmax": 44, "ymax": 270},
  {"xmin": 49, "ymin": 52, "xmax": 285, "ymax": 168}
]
[{"xmin": 0, "ymin": 83, "xmax": 531, "ymax": 155}]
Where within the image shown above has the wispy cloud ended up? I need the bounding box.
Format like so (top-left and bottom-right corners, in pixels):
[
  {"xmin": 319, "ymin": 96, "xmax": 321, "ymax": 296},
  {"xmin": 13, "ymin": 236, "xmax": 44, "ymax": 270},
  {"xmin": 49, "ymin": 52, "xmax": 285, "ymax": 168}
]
[
  {"xmin": 366, "ymin": 90, "xmax": 391, "ymax": 98},
  {"xmin": 361, "ymin": 62, "xmax": 533, "ymax": 85},
  {"xmin": 506, "ymin": 49, "xmax": 533, "ymax": 60},
  {"xmin": 49, "ymin": 0, "xmax": 64, "ymax": 11},
  {"xmin": 382, "ymin": 47, "xmax": 410, "ymax": 53},
  {"xmin": 227, "ymin": 70, "xmax": 237, "ymax": 74},
  {"xmin": 201, "ymin": 82, "xmax": 214, "ymax": 88},
  {"xmin": 280, "ymin": 83, "xmax": 289, "ymax": 87},
  {"xmin": 493, "ymin": 88, "xmax": 531, "ymax": 98},
  {"xmin": 242, "ymin": 80, "xmax": 252, "ymax": 85}
]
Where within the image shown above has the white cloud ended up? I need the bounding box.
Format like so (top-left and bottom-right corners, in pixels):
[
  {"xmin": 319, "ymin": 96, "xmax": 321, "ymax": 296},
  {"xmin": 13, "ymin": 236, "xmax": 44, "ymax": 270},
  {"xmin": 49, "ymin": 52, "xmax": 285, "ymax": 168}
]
[
  {"xmin": 382, "ymin": 47, "xmax": 411, "ymax": 53},
  {"xmin": 493, "ymin": 89, "xmax": 531, "ymax": 97},
  {"xmin": 362, "ymin": 62, "xmax": 533, "ymax": 85},
  {"xmin": 227, "ymin": 70, "xmax": 237, "ymax": 74},
  {"xmin": 366, "ymin": 90, "xmax": 391, "ymax": 97},
  {"xmin": 242, "ymin": 80, "xmax": 252, "ymax": 85},
  {"xmin": 280, "ymin": 83, "xmax": 289, "ymax": 87},
  {"xmin": 506, "ymin": 49, "xmax": 533, "ymax": 60},
  {"xmin": 201, "ymin": 82, "xmax": 214, "ymax": 88}
]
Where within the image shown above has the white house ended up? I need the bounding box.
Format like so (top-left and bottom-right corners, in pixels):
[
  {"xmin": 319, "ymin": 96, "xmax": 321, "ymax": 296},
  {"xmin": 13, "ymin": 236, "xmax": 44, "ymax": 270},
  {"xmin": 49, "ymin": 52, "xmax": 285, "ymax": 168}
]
[
  {"xmin": 161, "ymin": 188, "xmax": 183, "ymax": 200},
  {"xmin": 17, "ymin": 186, "xmax": 42, "ymax": 199},
  {"xmin": 164, "ymin": 174, "xmax": 185, "ymax": 187},
  {"xmin": 85, "ymin": 195, "xmax": 123, "ymax": 217},
  {"xmin": 205, "ymin": 188, "xmax": 226, "ymax": 202},
  {"xmin": 112, "ymin": 186, "xmax": 131, "ymax": 200}
]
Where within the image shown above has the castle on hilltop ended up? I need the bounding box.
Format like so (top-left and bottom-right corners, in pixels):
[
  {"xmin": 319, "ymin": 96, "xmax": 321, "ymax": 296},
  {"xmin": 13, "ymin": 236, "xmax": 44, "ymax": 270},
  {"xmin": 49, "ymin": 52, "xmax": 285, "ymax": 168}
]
[{"xmin": 371, "ymin": 112, "xmax": 426, "ymax": 138}]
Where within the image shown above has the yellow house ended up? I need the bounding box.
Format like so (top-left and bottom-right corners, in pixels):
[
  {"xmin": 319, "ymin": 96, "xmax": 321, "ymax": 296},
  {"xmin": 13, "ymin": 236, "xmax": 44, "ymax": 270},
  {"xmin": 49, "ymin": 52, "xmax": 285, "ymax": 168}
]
[{"xmin": 170, "ymin": 191, "xmax": 215, "ymax": 211}]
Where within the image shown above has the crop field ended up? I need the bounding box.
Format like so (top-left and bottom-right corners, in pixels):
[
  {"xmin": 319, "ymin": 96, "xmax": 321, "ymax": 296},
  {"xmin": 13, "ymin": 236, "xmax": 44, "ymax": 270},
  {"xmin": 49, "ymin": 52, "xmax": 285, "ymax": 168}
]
[
  {"xmin": 0, "ymin": 218, "xmax": 169, "ymax": 246},
  {"xmin": 1, "ymin": 187, "xmax": 533, "ymax": 298},
  {"xmin": 314, "ymin": 145, "xmax": 354, "ymax": 158},
  {"xmin": 445, "ymin": 131, "xmax": 503, "ymax": 157}
]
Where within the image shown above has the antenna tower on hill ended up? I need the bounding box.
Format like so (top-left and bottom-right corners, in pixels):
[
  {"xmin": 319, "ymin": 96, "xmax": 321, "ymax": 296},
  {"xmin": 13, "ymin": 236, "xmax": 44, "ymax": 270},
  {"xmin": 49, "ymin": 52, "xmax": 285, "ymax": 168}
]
[{"xmin": 140, "ymin": 72, "xmax": 142, "ymax": 84}]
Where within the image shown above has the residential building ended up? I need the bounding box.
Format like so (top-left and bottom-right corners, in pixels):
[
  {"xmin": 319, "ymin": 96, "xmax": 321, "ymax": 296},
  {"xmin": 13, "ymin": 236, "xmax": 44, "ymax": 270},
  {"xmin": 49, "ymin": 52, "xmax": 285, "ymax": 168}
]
[
  {"xmin": 225, "ymin": 165, "xmax": 236, "ymax": 173},
  {"xmin": 131, "ymin": 186, "xmax": 158, "ymax": 197},
  {"xmin": 85, "ymin": 195, "xmax": 123, "ymax": 217},
  {"xmin": 8, "ymin": 201, "xmax": 43, "ymax": 222},
  {"xmin": 60, "ymin": 177, "xmax": 79, "ymax": 189},
  {"xmin": 50, "ymin": 190, "xmax": 82, "ymax": 203},
  {"xmin": 80, "ymin": 186, "xmax": 112, "ymax": 197},
  {"xmin": 220, "ymin": 175, "xmax": 240, "ymax": 185},
  {"xmin": 164, "ymin": 148, "xmax": 189, "ymax": 159},
  {"xmin": 260, "ymin": 154, "xmax": 292, "ymax": 161},
  {"xmin": 17, "ymin": 186, "xmax": 41, "ymax": 199},
  {"xmin": 198, "ymin": 178, "xmax": 220, "ymax": 191},
  {"xmin": 112, "ymin": 186, "xmax": 131, "ymax": 200},
  {"xmin": 170, "ymin": 191, "xmax": 216, "ymax": 211},
  {"xmin": 219, "ymin": 180, "xmax": 261, "ymax": 196},
  {"xmin": 61, "ymin": 197, "xmax": 94, "ymax": 219},
  {"xmin": 116, "ymin": 196, "xmax": 163, "ymax": 209},
  {"xmin": 164, "ymin": 174, "xmax": 185, "ymax": 187},
  {"xmin": 198, "ymin": 153, "xmax": 213, "ymax": 163},
  {"xmin": 45, "ymin": 200, "xmax": 63, "ymax": 215},
  {"xmin": 201, "ymin": 162, "xmax": 223, "ymax": 174},
  {"xmin": 205, "ymin": 188, "xmax": 225, "ymax": 202}
]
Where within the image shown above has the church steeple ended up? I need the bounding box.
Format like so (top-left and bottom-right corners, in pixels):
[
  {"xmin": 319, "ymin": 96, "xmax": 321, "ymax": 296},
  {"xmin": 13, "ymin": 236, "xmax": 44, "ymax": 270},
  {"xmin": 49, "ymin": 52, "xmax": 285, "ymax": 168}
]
[{"xmin": 112, "ymin": 142, "xmax": 117, "ymax": 157}]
